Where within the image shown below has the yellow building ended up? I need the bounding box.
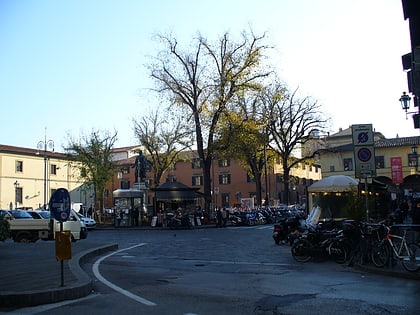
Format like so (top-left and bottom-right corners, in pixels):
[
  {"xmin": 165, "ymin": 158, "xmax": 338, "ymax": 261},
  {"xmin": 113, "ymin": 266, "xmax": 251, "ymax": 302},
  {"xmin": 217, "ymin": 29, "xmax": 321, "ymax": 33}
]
[
  {"xmin": 0, "ymin": 144, "xmax": 85, "ymax": 209},
  {"xmin": 316, "ymin": 127, "xmax": 420, "ymax": 213}
]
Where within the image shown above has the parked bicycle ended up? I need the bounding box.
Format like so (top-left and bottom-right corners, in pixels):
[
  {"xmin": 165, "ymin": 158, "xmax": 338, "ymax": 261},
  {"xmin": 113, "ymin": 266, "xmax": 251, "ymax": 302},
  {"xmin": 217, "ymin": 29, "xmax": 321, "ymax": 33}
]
[
  {"xmin": 291, "ymin": 224, "xmax": 347, "ymax": 264},
  {"xmin": 371, "ymin": 224, "xmax": 420, "ymax": 272}
]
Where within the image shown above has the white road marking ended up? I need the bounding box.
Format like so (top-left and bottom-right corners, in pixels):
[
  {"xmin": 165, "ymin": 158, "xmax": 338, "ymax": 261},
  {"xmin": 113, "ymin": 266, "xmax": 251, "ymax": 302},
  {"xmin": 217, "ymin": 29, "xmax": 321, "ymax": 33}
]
[{"xmin": 92, "ymin": 243, "xmax": 157, "ymax": 306}]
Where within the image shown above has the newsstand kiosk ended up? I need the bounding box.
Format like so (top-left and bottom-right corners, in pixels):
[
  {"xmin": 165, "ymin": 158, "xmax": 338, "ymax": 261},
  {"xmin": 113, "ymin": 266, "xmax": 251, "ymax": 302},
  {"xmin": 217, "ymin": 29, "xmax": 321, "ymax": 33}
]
[{"xmin": 113, "ymin": 188, "xmax": 145, "ymax": 227}]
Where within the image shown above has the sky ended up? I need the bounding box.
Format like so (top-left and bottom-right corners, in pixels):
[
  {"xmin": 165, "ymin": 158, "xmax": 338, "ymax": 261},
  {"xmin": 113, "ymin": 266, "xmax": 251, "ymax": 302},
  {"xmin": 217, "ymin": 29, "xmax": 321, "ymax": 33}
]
[{"xmin": 0, "ymin": 0, "xmax": 417, "ymax": 152}]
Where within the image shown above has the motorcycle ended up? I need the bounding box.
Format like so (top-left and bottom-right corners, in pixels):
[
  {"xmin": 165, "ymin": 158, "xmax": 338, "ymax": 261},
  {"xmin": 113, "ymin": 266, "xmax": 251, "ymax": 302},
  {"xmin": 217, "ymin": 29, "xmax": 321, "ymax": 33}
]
[{"xmin": 272, "ymin": 215, "xmax": 305, "ymax": 245}]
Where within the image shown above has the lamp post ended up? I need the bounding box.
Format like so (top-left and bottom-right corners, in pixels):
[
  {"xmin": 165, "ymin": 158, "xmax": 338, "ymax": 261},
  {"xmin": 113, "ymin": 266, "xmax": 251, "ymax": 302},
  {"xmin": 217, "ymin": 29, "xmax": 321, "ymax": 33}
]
[
  {"xmin": 37, "ymin": 130, "xmax": 54, "ymax": 209},
  {"xmin": 400, "ymin": 91, "xmax": 411, "ymax": 114},
  {"xmin": 14, "ymin": 180, "xmax": 19, "ymax": 209},
  {"xmin": 399, "ymin": 91, "xmax": 420, "ymax": 128}
]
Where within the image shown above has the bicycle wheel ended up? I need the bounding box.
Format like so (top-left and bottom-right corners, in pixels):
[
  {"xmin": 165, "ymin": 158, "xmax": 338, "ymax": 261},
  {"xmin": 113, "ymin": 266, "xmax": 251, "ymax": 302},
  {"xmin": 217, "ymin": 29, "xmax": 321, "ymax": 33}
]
[
  {"xmin": 328, "ymin": 240, "xmax": 348, "ymax": 264},
  {"xmin": 401, "ymin": 243, "xmax": 420, "ymax": 272},
  {"xmin": 371, "ymin": 241, "xmax": 390, "ymax": 268},
  {"xmin": 291, "ymin": 238, "xmax": 312, "ymax": 262}
]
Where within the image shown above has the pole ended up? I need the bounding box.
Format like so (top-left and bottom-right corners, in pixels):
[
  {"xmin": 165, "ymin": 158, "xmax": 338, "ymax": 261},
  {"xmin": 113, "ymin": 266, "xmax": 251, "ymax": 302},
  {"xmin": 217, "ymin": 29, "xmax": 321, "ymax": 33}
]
[
  {"xmin": 37, "ymin": 128, "xmax": 54, "ymax": 209},
  {"xmin": 60, "ymin": 221, "xmax": 64, "ymax": 287},
  {"xmin": 43, "ymin": 153, "xmax": 47, "ymax": 208},
  {"xmin": 365, "ymin": 176, "xmax": 369, "ymax": 221}
]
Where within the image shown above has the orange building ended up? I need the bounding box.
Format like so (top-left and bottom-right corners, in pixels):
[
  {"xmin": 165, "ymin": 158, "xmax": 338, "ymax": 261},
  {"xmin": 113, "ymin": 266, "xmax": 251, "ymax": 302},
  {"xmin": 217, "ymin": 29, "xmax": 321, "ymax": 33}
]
[{"xmin": 104, "ymin": 149, "xmax": 321, "ymax": 216}]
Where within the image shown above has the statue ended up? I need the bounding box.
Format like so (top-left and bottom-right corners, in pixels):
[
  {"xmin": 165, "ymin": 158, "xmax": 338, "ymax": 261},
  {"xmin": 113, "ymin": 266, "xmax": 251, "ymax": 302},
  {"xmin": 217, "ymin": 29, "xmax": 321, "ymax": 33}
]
[{"xmin": 133, "ymin": 150, "xmax": 147, "ymax": 182}]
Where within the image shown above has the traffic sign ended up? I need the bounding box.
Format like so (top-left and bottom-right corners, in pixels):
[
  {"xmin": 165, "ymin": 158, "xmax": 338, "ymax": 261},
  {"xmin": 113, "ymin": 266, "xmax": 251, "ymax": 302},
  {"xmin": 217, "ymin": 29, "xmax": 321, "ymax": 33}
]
[
  {"xmin": 352, "ymin": 124, "xmax": 376, "ymax": 178},
  {"xmin": 49, "ymin": 188, "xmax": 71, "ymax": 222},
  {"xmin": 351, "ymin": 124, "xmax": 374, "ymax": 146}
]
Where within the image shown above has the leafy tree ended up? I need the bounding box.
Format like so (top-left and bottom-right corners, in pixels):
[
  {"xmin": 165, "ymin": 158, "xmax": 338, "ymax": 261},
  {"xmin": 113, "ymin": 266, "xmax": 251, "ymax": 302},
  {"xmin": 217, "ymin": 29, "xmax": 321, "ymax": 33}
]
[
  {"xmin": 214, "ymin": 98, "xmax": 276, "ymax": 206},
  {"xmin": 66, "ymin": 130, "xmax": 117, "ymax": 222},
  {"xmin": 149, "ymin": 29, "xmax": 271, "ymax": 211},
  {"xmin": 0, "ymin": 217, "xmax": 10, "ymax": 242},
  {"xmin": 263, "ymin": 85, "xmax": 327, "ymax": 205},
  {"xmin": 133, "ymin": 108, "xmax": 194, "ymax": 187}
]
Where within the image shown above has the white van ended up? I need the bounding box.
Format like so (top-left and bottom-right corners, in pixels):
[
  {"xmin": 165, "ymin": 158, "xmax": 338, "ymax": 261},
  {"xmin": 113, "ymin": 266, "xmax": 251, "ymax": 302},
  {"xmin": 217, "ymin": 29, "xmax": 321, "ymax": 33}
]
[{"xmin": 10, "ymin": 209, "xmax": 88, "ymax": 243}]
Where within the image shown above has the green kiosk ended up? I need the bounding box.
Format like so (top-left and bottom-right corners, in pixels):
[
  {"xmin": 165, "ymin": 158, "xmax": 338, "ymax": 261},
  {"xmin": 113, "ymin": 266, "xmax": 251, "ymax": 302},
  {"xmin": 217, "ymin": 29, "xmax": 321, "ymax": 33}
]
[{"xmin": 113, "ymin": 188, "xmax": 144, "ymax": 227}]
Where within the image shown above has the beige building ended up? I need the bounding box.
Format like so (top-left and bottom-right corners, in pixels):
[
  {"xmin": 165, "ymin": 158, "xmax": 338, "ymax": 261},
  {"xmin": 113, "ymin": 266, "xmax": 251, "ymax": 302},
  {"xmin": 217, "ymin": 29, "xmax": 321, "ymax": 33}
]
[
  {"xmin": 316, "ymin": 127, "xmax": 420, "ymax": 209},
  {"xmin": 0, "ymin": 145, "xmax": 85, "ymax": 210}
]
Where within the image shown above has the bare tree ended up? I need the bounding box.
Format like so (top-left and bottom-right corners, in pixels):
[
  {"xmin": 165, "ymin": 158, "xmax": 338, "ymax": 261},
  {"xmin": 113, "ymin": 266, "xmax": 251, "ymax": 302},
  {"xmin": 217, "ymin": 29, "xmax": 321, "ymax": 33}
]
[
  {"xmin": 133, "ymin": 108, "xmax": 194, "ymax": 187},
  {"xmin": 263, "ymin": 85, "xmax": 327, "ymax": 205},
  {"xmin": 66, "ymin": 130, "xmax": 117, "ymax": 222},
  {"xmin": 149, "ymin": 30, "xmax": 271, "ymax": 211}
]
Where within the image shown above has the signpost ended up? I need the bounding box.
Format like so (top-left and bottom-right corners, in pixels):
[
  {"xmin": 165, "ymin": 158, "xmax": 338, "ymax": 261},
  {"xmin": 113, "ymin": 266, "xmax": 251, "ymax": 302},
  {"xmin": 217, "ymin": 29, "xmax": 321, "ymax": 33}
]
[
  {"xmin": 49, "ymin": 188, "xmax": 71, "ymax": 287},
  {"xmin": 352, "ymin": 124, "xmax": 376, "ymax": 220}
]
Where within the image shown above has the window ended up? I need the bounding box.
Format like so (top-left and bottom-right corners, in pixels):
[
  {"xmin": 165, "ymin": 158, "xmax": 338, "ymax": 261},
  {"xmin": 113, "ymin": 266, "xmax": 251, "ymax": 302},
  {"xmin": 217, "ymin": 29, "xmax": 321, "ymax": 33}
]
[
  {"xmin": 221, "ymin": 193, "xmax": 230, "ymax": 207},
  {"xmin": 408, "ymin": 153, "xmax": 418, "ymax": 167},
  {"xmin": 218, "ymin": 159, "xmax": 230, "ymax": 167},
  {"xmin": 343, "ymin": 158, "xmax": 353, "ymax": 171},
  {"xmin": 375, "ymin": 156, "xmax": 385, "ymax": 169},
  {"xmin": 192, "ymin": 175, "xmax": 203, "ymax": 186},
  {"xmin": 15, "ymin": 161, "xmax": 23, "ymax": 172},
  {"xmin": 120, "ymin": 180, "xmax": 130, "ymax": 189},
  {"xmin": 192, "ymin": 158, "xmax": 202, "ymax": 169},
  {"xmin": 219, "ymin": 174, "xmax": 231, "ymax": 185},
  {"xmin": 121, "ymin": 167, "xmax": 130, "ymax": 174},
  {"xmin": 330, "ymin": 165, "xmax": 335, "ymax": 172},
  {"xmin": 51, "ymin": 164, "xmax": 57, "ymax": 175}
]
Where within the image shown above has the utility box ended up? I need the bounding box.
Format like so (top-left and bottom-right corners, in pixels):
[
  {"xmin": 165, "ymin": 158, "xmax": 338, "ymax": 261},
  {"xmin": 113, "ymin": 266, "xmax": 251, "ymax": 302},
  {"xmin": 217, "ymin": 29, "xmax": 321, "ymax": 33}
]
[{"xmin": 55, "ymin": 231, "xmax": 72, "ymax": 260}]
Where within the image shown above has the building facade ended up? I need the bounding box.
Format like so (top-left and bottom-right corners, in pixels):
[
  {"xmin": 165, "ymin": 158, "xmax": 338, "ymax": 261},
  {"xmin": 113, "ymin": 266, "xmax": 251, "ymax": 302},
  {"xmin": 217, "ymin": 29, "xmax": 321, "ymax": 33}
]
[
  {"xmin": 0, "ymin": 145, "xmax": 85, "ymax": 209},
  {"xmin": 105, "ymin": 149, "xmax": 322, "ymax": 214},
  {"xmin": 316, "ymin": 127, "xmax": 420, "ymax": 215}
]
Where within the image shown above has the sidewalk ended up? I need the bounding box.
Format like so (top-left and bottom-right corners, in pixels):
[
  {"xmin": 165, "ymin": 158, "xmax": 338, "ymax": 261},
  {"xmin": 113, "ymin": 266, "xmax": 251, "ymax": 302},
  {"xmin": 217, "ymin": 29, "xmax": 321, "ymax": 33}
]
[{"xmin": 0, "ymin": 238, "xmax": 117, "ymax": 310}]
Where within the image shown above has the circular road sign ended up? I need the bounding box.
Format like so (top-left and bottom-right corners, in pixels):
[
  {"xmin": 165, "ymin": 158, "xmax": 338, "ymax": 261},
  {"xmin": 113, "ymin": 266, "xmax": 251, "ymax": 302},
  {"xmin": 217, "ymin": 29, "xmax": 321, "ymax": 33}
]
[
  {"xmin": 357, "ymin": 132, "xmax": 369, "ymax": 144},
  {"xmin": 357, "ymin": 147, "xmax": 372, "ymax": 162},
  {"xmin": 49, "ymin": 188, "xmax": 71, "ymax": 222}
]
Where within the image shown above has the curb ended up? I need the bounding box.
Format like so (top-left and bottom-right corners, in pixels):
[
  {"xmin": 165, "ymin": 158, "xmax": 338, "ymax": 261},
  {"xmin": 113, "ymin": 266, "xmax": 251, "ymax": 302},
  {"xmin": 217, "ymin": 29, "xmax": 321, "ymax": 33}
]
[
  {"xmin": 354, "ymin": 263, "xmax": 420, "ymax": 280},
  {"xmin": 0, "ymin": 243, "xmax": 118, "ymax": 308}
]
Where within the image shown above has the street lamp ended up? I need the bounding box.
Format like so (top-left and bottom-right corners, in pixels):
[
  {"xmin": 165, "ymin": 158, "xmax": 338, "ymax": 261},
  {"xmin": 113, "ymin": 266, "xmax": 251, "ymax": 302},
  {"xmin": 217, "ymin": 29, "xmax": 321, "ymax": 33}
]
[
  {"xmin": 14, "ymin": 180, "xmax": 19, "ymax": 209},
  {"xmin": 400, "ymin": 91, "xmax": 411, "ymax": 113},
  {"xmin": 37, "ymin": 130, "xmax": 54, "ymax": 209},
  {"xmin": 399, "ymin": 92, "xmax": 420, "ymax": 128}
]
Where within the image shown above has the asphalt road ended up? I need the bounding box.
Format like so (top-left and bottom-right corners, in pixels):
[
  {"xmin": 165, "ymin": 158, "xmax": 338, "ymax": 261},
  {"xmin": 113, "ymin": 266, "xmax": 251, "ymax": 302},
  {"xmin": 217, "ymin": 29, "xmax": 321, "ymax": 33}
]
[{"xmin": 4, "ymin": 225, "xmax": 420, "ymax": 315}]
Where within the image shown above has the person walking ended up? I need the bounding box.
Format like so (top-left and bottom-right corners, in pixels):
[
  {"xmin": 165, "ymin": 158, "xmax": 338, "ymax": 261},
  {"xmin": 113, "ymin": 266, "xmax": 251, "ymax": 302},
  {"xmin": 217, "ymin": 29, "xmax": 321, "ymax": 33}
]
[
  {"xmin": 221, "ymin": 207, "xmax": 228, "ymax": 227},
  {"xmin": 400, "ymin": 199, "xmax": 409, "ymax": 222},
  {"xmin": 132, "ymin": 207, "xmax": 140, "ymax": 226},
  {"xmin": 412, "ymin": 201, "xmax": 420, "ymax": 243}
]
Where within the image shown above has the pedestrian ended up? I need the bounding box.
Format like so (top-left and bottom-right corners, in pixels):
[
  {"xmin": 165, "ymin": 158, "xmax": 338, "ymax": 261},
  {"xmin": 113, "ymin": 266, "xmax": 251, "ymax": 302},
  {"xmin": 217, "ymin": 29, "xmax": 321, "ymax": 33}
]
[
  {"xmin": 79, "ymin": 205, "xmax": 84, "ymax": 216},
  {"xmin": 215, "ymin": 208, "xmax": 222, "ymax": 227},
  {"xmin": 412, "ymin": 201, "xmax": 420, "ymax": 243},
  {"xmin": 88, "ymin": 205, "xmax": 93, "ymax": 218},
  {"xmin": 132, "ymin": 207, "xmax": 140, "ymax": 226},
  {"xmin": 221, "ymin": 207, "xmax": 227, "ymax": 227},
  {"xmin": 400, "ymin": 199, "xmax": 409, "ymax": 222}
]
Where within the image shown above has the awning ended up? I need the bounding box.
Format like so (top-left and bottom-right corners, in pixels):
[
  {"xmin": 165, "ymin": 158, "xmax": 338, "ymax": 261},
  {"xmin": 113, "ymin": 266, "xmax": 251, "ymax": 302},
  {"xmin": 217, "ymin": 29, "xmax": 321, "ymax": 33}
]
[
  {"xmin": 155, "ymin": 190, "xmax": 199, "ymax": 201},
  {"xmin": 152, "ymin": 181, "xmax": 201, "ymax": 201},
  {"xmin": 308, "ymin": 175, "xmax": 359, "ymax": 193}
]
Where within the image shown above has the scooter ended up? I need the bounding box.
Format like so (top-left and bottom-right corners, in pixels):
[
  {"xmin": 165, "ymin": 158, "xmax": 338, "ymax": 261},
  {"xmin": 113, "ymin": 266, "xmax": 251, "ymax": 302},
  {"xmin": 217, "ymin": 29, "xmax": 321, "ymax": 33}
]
[{"xmin": 273, "ymin": 216, "xmax": 301, "ymax": 245}]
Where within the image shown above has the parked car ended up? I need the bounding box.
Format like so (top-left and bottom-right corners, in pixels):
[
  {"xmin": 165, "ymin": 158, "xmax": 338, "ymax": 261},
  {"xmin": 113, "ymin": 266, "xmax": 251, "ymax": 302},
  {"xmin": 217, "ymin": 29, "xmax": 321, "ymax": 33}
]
[
  {"xmin": 76, "ymin": 212, "xmax": 96, "ymax": 229},
  {"xmin": 8, "ymin": 210, "xmax": 34, "ymax": 219},
  {"xmin": 27, "ymin": 210, "xmax": 51, "ymax": 220}
]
